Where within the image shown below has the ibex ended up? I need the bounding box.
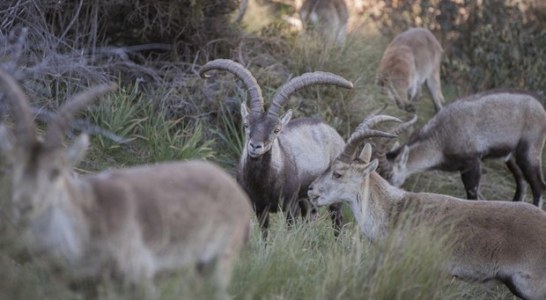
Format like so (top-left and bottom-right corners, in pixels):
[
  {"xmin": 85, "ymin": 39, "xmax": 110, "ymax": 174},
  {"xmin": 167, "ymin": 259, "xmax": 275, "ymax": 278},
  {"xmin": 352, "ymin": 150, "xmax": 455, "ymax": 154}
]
[
  {"xmin": 376, "ymin": 90, "xmax": 546, "ymax": 208},
  {"xmin": 376, "ymin": 27, "xmax": 444, "ymax": 112},
  {"xmin": 308, "ymin": 117, "xmax": 546, "ymax": 300},
  {"xmin": 299, "ymin": 0, "xmax": 349, "ymax": 45},
  {"xmin": 0, "ymin": 69, "xmax": 253, "ymax": 298},
  {"xmin": 200, "ymin": 59, "xmax": 352, "ymax": 239}
]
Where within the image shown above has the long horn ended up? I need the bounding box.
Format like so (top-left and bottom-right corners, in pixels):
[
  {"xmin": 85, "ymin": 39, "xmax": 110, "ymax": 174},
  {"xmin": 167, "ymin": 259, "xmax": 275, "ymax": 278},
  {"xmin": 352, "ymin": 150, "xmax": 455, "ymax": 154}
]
[
  {"xmin": 389, "ymin": 114, "xmax": 417, "ymax": 135},
  {"xmin": 268, "ymin": 71, "xmax": 353, "ymax": 117},
  {"xmin": 375, "ymin": 114, "xmax": 418, "ymax": 154},
  {"xmin": 44, "ymin": 83, "xmax": 116, "ymax": 150},
  {"xmin": 338, "ymin": 115, "xmax": 400, "ymax": 163},
  {"xmin": 200, "ymin": 59, "xmax": 264, "ymax": 113},
  {"xmin": 0, "ymin": 69, "xmax": 37, "ymax": 146}
]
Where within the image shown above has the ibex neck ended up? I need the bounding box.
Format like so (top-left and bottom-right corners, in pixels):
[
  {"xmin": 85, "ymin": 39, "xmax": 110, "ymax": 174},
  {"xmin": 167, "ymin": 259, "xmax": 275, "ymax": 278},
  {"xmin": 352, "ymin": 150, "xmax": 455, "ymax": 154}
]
[
  {"xmin": 354, "ymin": 172, "xmax": 406, "ymax": 242},
  {"xmin": 27, "ymin": 175, "xmax": 90, "ymax": 267},
  {"xmin": 241, "ymin": 140, "xmax": 283, "ymax": 176},
  {"xmin": 406, "ymin": 140, "xmax": 443, "ymax": 175}
]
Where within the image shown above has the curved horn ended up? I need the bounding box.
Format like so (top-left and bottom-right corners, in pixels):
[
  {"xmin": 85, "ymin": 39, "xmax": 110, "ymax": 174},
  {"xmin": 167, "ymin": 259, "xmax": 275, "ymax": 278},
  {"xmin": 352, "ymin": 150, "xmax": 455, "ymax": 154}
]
[
  {"xmin": 375, "ymin": 114, "xmax": 418, "ymax": 154},
  {"xmin": 338, "ymin": 115, "xmax": 400, "ymax": 163},
  {"xmin": 44, "ymin": 83, "xmax": 116, "ymax": 150},
  {"xmin": 355, "ymin": 114, "xmax": 401, "ymax": 133},
  {"xmin": 200, "ymin": 59, "xmax": 264, "ymax": 113},
  {"xmin": 268, "ymin": 71, "xmax": 353, "ymax": 117},
  {"xmin": 389, "ymin": 114, "xmax": 417, "ymax": 135},
  {"xmin": 0, "ymin": 69, "xmax": 37, "ymax": 146}
]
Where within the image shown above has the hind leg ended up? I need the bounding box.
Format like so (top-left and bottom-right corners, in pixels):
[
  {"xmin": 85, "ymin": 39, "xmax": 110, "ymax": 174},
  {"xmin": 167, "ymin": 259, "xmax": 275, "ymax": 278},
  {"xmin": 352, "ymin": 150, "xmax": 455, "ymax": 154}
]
[
  {"xmin": 256, "ymin": 208, "xmax": 270, "ymax": 241},
  {"xmin": 426, "ymin": 66, "xmax": 445, "ymax": 113},
  {"xmin": 506, "ymin": 155, "xmax": 526, "ymax": 202},
  {"xmin": 515, "ymin": 143, "xmax": 545, "ymax": 207}
]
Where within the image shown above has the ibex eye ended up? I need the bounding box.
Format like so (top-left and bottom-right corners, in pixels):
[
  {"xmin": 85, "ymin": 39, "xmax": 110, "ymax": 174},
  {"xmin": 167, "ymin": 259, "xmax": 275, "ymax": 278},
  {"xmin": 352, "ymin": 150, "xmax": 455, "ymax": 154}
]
[
  {"xmin": 273, "ymin": 128, "xmax": 280, "ymax": 134},
  {"xmin": 333, "ymin": 172, "xmax": 342, "ymax": 179},
  {"xmin": 243, "ymin": 123, "xmax": 249, "ymax": 129}
]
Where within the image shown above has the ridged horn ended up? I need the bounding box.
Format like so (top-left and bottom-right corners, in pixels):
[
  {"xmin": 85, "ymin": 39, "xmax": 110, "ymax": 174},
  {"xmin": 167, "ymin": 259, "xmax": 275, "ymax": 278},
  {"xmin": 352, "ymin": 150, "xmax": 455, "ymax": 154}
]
[
  {"xmin": 268, "ymin": 71, "xmax": 353, "ymax": 117},
  {"xmin": 44, "ymin": 83, "xmax": 116, "ymax": 150},
  {"xmin": 389, "ymin": 114, "xmax": 417, "ymax": 135},
  {"xmin": 375, "ymin": 114, "xmax": 418, "ymax": 154},
  {"xmin": 200, "ymin": 59, "xmax": 264, "ymax": 113},
  {"xmin": 0, "ymin": 69, "xmax": 37, "ymax": 146},
  {"xmin": 338, "ymin": 115, "xmax": 400, "ymax": 163}
]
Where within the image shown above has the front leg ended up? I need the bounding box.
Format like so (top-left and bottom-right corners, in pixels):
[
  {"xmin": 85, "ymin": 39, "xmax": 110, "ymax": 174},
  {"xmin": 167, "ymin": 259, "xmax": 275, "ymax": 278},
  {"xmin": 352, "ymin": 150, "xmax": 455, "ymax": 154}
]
[
  {"xmin": 328, "ymin": 203, "xmax": 343, "ymax": 237},
  {"xmin": 460, "ymin": 160, "xmax": 481, "ymax": 200},
  {"xmin": 256, "ymin": 208, "xmax": 270, "ymax": 241}
]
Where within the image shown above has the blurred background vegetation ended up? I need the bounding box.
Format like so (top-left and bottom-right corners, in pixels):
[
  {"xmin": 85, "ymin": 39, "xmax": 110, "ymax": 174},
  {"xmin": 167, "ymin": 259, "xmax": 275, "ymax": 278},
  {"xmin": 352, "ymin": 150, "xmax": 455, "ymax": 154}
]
[{"xmin": 0, "ymin": 0, "xmax": 544, "ymax": 298}]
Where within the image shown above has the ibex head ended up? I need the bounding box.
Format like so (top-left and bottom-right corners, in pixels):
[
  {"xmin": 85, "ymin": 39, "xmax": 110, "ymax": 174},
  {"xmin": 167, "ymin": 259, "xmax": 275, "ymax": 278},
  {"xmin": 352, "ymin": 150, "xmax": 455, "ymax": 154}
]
[
  {"xmin": 200, "ymin": 59, "xmax": 353, "ymax": 158},
  {"xmin": 308, "ymin": 115, "xmax": 399, "ymax": 206},
  {"xmin": 371, "ymin": 114, "xmax": 417, "ymax": 186},
  {"xmin": 0, "ymin": 69, "xmax": 115, "ymax": 223}
]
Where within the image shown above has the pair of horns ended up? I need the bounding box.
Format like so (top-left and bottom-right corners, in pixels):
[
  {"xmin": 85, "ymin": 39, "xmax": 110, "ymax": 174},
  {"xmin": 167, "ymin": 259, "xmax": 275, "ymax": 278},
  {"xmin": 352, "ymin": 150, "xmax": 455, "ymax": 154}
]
[
  {"xmin": 199, "ymin": 59, "xmax": 354, "ymax": 117},
  {"xmin": 338, "ymin": 112, "xmax": 417, "ymax": 163},
  {"xmin": 0, "ymin": 69, "xmax": 116, "ymax": 150}
]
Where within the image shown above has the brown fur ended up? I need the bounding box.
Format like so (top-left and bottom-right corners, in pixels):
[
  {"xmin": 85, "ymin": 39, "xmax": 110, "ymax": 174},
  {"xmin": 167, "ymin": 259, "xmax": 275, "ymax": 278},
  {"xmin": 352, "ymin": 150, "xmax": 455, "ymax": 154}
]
[{"xmin": 377, "ymin": 28, "xmax": 444, "ymax": 112}]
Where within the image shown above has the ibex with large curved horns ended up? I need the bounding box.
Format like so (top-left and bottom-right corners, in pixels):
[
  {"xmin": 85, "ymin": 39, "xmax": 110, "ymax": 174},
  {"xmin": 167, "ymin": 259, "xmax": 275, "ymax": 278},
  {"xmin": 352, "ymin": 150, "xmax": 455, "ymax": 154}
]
[
  {"xmin": 375, "ymin": 90, "xmax": 546, "ymax": 208},
  {"xmin": 200, "ymin": 59, "xmax": 353, "ymax": 239},
  {"xmin": 308, "ymin": 117, "xmax": 546, "ymax": 300},
  {"xmin": 0, "ymin": 69, "xmax": 253, "ymax": 298}
]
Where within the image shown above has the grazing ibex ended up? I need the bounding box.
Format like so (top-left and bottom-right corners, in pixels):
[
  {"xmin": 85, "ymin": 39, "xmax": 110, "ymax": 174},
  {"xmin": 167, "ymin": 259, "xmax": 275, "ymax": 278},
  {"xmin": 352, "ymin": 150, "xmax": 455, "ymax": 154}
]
[
  {"xmin": 200, "ymin": 59, "xmax": 352, "ymax": 239},
  {"xmin": 308, "ymin": 118, "xmax": 546, "ymax": 300},
  {"xmin": 376, "ymin": 90, "xmax": 546, "ymax": 208},
  {"xmin": 299, "ymin": 0, "xmax": 349, "ymax": 45},
  {"xmin": 376, "ymin": 27, "xmax": 444, "ymax": 112},
  {"xmin": 0, "ymin": 69, "xmax": 253, "ymax": 298}
]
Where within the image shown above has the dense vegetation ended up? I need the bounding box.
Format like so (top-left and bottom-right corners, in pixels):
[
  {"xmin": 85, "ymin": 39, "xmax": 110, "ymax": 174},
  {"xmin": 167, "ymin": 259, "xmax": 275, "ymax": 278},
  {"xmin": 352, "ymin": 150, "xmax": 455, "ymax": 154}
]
[{"xmin": 0, "ymin": 0, "xmax": 544, "ymax": 298}]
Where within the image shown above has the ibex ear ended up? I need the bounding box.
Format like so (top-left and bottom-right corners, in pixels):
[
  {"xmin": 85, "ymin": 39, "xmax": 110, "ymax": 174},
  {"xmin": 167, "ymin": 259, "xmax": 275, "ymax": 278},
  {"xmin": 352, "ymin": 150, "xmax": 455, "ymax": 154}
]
[
  {"xmin": 0, "ymin": 125, "xmax": 14, "ymax": 159},
  {"xmin": 358, "ymin": 143, "xmax": 373, "ymax": 163},
  {"xmin": 65, "ymin": 134, "xmax": 90, "ymax": 166},
  {"xmin": 280, "ymin": 109, "xmax": 293, "ymax": 126},
  {"xmin": 395, "ymin": 145, "xmax": 409, "ymax": 166},
  {"xmin": 356, "ymin": 159, "xmax": 378, "ymax": 176}
]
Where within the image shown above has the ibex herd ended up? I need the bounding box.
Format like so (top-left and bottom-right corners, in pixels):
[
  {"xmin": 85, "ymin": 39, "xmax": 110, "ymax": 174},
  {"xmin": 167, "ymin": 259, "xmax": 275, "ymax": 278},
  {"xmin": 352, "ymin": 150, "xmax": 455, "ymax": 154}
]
[{"xmin": 1, "ymin": 23, "xmax": 545, "ymax": 299}]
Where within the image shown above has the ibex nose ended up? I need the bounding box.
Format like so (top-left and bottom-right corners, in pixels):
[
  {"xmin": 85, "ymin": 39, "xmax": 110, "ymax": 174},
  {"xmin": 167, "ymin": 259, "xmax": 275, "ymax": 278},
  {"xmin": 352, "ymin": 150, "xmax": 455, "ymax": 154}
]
[
  {"xmin": 249, "ymin": 142, "xmax": 263, "ymax": 150},
  {"xmin": 308, "ymin": 186, "xmax": 319, "ymax": 201}
]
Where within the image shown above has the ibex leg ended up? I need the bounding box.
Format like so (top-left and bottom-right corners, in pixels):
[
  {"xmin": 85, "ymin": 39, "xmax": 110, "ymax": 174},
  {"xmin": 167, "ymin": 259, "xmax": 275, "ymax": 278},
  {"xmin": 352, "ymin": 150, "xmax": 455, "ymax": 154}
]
[{"xmin": 460, "ymin": 161, "xmax": 481, "ymax": 200}]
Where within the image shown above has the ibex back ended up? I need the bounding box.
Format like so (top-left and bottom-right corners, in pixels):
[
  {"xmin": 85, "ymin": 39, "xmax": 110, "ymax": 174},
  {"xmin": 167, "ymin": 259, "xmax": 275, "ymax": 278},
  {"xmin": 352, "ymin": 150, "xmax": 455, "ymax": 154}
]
[{"xmin": 376, "ymin": 27, "xmax": 444, "ymax": 112}]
